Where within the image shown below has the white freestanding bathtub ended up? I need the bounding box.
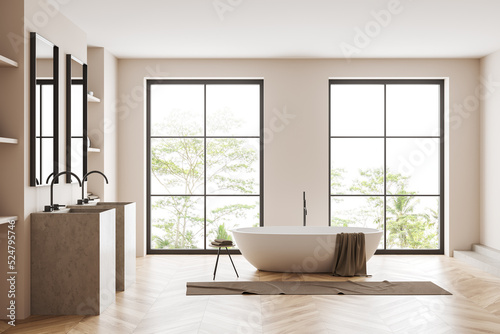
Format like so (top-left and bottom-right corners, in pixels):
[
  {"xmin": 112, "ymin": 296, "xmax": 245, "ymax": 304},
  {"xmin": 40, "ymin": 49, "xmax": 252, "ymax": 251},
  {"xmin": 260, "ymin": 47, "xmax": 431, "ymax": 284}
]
[{"xmin": 231, "ymin": 226, "xmax": 382, "ymax": 273}]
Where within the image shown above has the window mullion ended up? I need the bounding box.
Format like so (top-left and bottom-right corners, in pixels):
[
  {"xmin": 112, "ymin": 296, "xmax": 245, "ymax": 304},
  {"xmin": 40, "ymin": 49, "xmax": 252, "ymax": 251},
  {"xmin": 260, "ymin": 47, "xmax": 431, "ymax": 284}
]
[
  {"xmin": 383, "ymin": 84, "xmax": 387, "ymax": 251},
  {"xmin": 203, "ymin": 84, "xmax": 207, "ymax": 250}
]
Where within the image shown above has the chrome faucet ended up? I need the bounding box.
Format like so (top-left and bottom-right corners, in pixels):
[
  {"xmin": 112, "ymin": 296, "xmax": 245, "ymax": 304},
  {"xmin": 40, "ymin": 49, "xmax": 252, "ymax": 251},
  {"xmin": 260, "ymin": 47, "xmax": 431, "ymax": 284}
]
[
  {"xmin": 44, "ymin": 171, "xmax": 82, "ymax": 212},
  {"xmin": 303, "ymin": 191, "xmax": 307, "ymax": 226},
  {"xmin": 78, "ymin": 170, "xmax": 109, "ymax": 204}
]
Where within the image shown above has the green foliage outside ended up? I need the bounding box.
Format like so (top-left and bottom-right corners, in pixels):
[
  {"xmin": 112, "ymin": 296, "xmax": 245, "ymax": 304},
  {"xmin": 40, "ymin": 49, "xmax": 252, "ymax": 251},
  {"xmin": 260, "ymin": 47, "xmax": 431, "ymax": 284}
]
[
  {"xmin": 151, "ymin": 108, "xmax": 258, "ymax": 249},
  {"xmin": 150, "ymin": 104, "xmax": 438, "ymax": 250},
  {"xmin": 331, "ymin": 167, "xmax": 439, "ymax": 249}
]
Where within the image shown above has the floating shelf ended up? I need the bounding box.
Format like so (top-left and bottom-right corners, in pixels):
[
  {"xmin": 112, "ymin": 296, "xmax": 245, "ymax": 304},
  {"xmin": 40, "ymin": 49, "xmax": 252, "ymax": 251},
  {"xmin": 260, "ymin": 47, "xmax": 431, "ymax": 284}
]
[
  {"xmin": 0, "ymin": 216, "xmax": 18, "ymax": 225},
  {"xmin": 0, "ymin": 55, "xmax": 18, "ymax": 68},
  {"xmin": 88, "ymin": 147, "xmax": 100, "ymax": 153},
  {"xmin": 87, "ymin": 94, "xmax": 100, "ymax": 103},
  {"xmin": 0, "ymin": 137, "xmax": 18, "ymax": 144}
]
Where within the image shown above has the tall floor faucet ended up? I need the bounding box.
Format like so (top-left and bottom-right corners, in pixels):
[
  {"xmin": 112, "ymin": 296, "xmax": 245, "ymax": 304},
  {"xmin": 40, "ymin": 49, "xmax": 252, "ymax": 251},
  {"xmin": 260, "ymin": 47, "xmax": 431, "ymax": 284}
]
[
  {"xmin": 79, "ymin": 170, "xmax": 109, "ymax": 204},
  {"xmin": 303, "ymin": 191, "xmax": 307, "ymax": 226},
  {"xmin": 44, "ymin": 171, "xmax": 82, "ymax": 212}
]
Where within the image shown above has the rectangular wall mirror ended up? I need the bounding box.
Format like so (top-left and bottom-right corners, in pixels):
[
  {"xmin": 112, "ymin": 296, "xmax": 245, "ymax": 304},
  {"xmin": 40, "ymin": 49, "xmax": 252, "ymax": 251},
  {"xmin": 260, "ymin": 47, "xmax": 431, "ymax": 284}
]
[
  {"xmin": 66, "ymin": 54, "xmax": 88, "ymax": 183},
  {"xmin": 30, "ymin": 32, "xmax": 59, "ymax": 186}
]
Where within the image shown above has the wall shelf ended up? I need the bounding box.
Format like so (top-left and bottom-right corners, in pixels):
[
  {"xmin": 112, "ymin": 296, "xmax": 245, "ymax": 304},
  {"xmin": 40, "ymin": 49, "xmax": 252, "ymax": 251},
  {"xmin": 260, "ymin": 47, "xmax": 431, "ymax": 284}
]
[
  {"xmin": 0, "ymin": 216, "xmax": 18, "ymax": 225},
  {"xmin": 88, "ymin": 147, "xmax": 100, "ymax": 153},
  {"xmin": 0, "ymin": 55, "xmax": 18, "ymax": 68},
  {"xmin": 0, "ymin": 137, "xmax": 18, "ymax": 144},
  {"xmin": 87, "ymin": 94, "xmax": 100, "ymax": 103}
]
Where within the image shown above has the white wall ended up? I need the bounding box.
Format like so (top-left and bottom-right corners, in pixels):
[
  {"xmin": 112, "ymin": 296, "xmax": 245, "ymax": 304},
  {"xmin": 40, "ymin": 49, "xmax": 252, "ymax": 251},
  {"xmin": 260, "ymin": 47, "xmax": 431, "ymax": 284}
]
[
  {"xmin": 117, "ymin": 58, "xmax": 480, "ymax": 257},
  {"xmin": 479, "ymin": 51, "xmax": 500, "ymax": 251}
]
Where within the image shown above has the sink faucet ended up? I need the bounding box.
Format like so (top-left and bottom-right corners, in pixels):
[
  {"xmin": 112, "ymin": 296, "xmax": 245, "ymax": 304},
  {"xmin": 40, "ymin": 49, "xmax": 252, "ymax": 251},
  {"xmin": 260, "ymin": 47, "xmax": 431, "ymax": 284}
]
[
  {"xmin": 44, "ymin": 171, "xmax": 82, "ymax": 212},
  {"xmin": 303, "ymin": 191, "xmax": 307, "ymax": 226},
  {"xmin": 79, "ymin": 170, "xmax": 109, "ymax": 204},
  {"xmin": 45, "ymin": 172, "xmax": 55, "ymax": 185}
]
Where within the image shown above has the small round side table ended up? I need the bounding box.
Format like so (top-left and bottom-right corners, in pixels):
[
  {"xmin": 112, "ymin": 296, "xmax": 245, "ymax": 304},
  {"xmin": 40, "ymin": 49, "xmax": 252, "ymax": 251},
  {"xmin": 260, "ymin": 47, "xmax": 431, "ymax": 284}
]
[{"xmin": 209, "ymin": 244, "xmax": 239, "ymax": 280}]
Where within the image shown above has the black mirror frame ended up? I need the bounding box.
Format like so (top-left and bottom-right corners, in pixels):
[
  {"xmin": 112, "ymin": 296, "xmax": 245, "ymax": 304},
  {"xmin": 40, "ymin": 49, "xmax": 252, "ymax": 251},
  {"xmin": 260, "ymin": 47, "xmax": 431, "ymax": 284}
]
[
  {"xmin": 30, "ymin": 32, "xmax": 59, "ymax": 187},
  {"xmin": 65, "ymin": 54, "xmax": 88, "ymax": 183}
]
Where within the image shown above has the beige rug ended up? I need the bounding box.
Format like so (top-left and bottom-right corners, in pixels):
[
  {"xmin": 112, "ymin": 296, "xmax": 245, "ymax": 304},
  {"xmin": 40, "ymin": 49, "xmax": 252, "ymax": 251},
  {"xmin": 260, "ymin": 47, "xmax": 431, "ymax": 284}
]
[{"xmin": 186, "ymin": 280, "xmax": 451, "ymax": 296}]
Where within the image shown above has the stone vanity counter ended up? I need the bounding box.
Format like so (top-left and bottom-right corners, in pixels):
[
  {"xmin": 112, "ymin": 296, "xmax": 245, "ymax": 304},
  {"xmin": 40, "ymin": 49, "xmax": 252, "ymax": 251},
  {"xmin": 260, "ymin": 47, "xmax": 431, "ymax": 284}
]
[
  {"xmin": 68, "ymin": 202, "xmax": 136, "ymax": 291},
  {"xmin": 31, "ymin": 208, "xmax": 116, "ymax": 315}
]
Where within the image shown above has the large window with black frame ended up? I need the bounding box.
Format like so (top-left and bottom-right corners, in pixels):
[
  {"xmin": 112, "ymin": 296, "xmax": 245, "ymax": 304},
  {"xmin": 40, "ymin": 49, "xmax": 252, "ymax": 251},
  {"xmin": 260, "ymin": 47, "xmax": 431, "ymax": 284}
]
[
  {"xmin": 329, "ymin": 79, "xmax": 444, "ymax": 253},
  {"xmin": 147, "ymin": 79, "xmax": 263, "ymax": 253}
]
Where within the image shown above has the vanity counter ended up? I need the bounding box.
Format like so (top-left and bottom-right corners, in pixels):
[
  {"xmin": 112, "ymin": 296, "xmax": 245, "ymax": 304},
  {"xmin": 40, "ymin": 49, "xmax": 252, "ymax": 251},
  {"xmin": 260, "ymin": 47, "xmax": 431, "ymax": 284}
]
[
  {"xmin": 31, "ymin": 208, "xmax": 116, "ymax": 315},
  {"xmin": 68, "ymin": 202, "xmax": 136, "ymax": 291}
]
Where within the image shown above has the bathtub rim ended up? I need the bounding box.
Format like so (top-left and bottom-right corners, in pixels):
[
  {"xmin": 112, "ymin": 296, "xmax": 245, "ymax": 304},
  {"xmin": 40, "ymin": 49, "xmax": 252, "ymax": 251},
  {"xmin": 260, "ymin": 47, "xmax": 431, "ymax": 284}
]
[{"xmin": 231, "ymin": 226, "xmax": 382, "ymax": 236}]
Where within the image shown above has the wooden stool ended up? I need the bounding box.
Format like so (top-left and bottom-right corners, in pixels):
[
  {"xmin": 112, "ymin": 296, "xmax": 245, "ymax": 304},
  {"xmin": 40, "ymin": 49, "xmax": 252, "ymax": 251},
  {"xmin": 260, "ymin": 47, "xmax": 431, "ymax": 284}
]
[{"xmin": 210, "ymin": 245, "xmax": 239, "ymax": 280}]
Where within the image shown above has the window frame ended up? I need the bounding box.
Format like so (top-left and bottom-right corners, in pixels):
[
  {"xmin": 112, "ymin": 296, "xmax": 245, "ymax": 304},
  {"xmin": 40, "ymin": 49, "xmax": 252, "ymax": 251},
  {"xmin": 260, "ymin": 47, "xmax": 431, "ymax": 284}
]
[
  {"xmin": 329, "ymin": 79, "xmax": 445, "ymax": 255},
  {"xmin": 146, "ymin": 79, "xmax": 264, "ymax": 254},
  {"xmin": 35, "ymin": 80, "xmax": 58, "ymax": 185},
  {"xmin": 68, "ymin": 78, "xmax": 87, "ymax": 183}
]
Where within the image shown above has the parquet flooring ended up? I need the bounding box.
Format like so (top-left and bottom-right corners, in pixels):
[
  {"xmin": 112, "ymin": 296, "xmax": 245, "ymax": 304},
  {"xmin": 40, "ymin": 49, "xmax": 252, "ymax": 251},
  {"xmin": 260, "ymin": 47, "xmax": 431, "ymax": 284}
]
[{"xmin": 2, "ymin": 254, "xmax": 500, "ymax": 333}]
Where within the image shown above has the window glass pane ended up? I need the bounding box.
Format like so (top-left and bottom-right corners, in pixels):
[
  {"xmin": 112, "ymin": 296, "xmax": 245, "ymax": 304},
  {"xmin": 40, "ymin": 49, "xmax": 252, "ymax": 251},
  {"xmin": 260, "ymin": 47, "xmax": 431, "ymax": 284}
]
[
  {"xmin": 331, "ymin": 196, "xmax": 384, "ymax": 249},
  {"xmin": 386, "ymin": 138, "xmax": 439, "ymax": 195},
  {"xmin": 386, "ymin": 196, "xmax": 439, "ymax": 249},
  {"xmin": 150, "ymin": 84, "xmax": 204, "ymax": 136},
  {"xmin": 71, "ymin": 138, "xmax": 83, "ymax": 180},
  {"xmin": 206, "ymin": 138, "xmax": 260, "ymax": 195},
  {"xmin": 206, "ymin": 85, "xmax": 260, "ymax": 136},
  {"xmin": 151, "ymin": 196, "xmax": 204, "ymax": 249},
  {"xmin": 150, "ymin": 138, "xmax": 204, "ymax": 195},
  {"xmin": 41, "ymin": 138, "xmax": 53, "ymax": 185},
  {"xmin": 41, "ymin": 85, "xmax": 54, "ymax": 136},
  {"xmin": 71, "ymin": 84, "xmax": 84, "ymax": 137},
  {"xmin": 331, "ymin": 84, "xmax": 384, "ymax": 136},
  {"xmin": 206, "ymin": 196, "xmax": 260, "ymax": 248},
  {"xmin": 36, "ymin": 85, "xmax": 41, "ymax": 136},
  {"xmin": 36, "ymin": 140, "xmax": 41, "ymax": 184},
  {"xmin": 386, "ymin": 84, "xmax": 440, "ymax": 136},
  {"xmin": 331, "ymin": 138, "xmax": 384, "ymax": 194}
]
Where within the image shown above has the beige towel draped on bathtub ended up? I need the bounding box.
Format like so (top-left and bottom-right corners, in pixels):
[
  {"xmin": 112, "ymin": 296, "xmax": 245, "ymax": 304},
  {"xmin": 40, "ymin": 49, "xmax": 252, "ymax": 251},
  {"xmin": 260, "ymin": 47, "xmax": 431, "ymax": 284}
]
[{"xmin": 332, "ymin": 232, "xmax": 368, "ymax": 277}]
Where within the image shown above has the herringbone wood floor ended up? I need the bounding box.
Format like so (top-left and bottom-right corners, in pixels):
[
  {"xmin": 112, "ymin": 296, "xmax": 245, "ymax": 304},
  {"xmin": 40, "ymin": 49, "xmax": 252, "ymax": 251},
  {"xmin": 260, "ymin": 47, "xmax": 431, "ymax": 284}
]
[{"xmin": 2, "ymin": 254, "xmax": 500, "ymax": 333}]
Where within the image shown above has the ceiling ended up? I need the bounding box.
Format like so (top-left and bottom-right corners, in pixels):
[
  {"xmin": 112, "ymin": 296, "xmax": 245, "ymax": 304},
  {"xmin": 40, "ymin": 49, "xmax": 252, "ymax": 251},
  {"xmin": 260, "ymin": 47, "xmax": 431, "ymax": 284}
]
[{"xmin": 57, "ymin": 0, "xmax": 500, "ymax": 59}]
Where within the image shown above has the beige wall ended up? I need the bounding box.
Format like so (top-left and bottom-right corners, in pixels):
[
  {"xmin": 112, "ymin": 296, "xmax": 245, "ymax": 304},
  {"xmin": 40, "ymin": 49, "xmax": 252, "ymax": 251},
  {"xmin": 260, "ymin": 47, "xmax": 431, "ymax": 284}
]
[
  {"xmin": 0, "ymin": 0, "xmax": 26, "ymax": 321},
  {"xmin": 22, "ymin": 0, "xmax": 87, "ymax": 319},
  {"xmin": 479, "ymin": 51, "xmax": 500, "ymax": 251},
  {"xmin": 35, "ymin": 58, "xmax": 53, "ymax": 78},
  {"xmin": 1, "ymin": 0, "xmax": 119, "ymax": 318},
  {"xmin": 117, "ymin": 58, "xmax": 480, "ymax": 257},
  {"xmin": 103, "ymin": 50, "xmax": 118, "ymax": 201},
  {"xmin": 0, "ymin": 0, "xmax": 86, "ymax": 319},
  {"xmin": 87, "ymin": 47, "xmax": 118, "ymax": 201},
  {"xmin": 87, "ymin": 48, "xmax": 104, "ymax": 197},
  {"xmin": 0, "ymin": 0, "xmax": 489, "ymax": 319}
]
